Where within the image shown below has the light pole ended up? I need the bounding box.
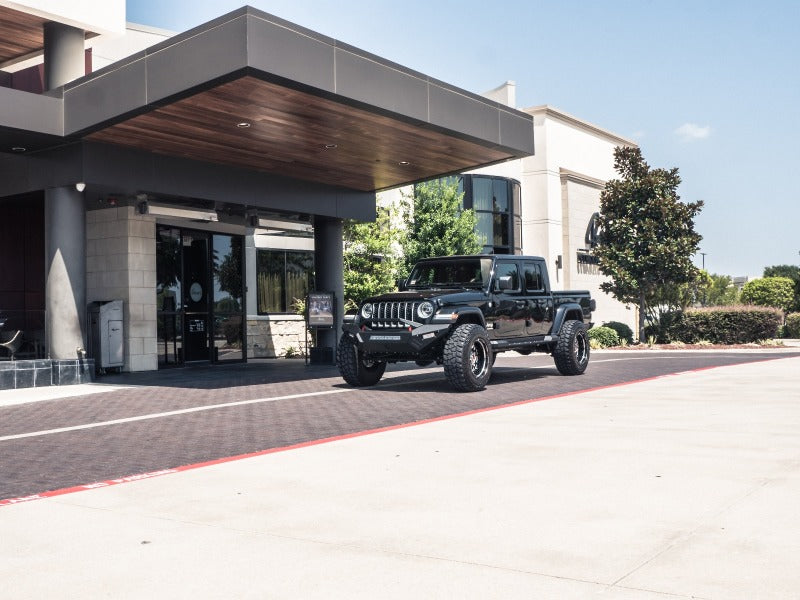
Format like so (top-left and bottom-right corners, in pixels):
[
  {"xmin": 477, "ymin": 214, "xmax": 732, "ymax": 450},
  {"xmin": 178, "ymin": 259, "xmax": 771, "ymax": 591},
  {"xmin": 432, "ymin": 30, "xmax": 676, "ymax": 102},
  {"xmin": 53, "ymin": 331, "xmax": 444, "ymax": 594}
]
[{"xmin": 700, "ymin": 252, "xmax": 707, "ymax": 270}]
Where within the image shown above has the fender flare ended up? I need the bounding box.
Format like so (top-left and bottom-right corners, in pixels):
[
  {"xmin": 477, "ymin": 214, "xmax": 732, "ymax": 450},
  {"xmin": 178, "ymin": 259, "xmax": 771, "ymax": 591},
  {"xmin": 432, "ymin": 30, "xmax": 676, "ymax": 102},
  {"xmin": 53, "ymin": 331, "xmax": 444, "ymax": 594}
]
[
  {"xmin": 551, "ymin": 303, "xmax": 585, "ymax": 336},
  {"xmin": 450, "ymin": 306, "xmax": 486, "ymax": 328}
]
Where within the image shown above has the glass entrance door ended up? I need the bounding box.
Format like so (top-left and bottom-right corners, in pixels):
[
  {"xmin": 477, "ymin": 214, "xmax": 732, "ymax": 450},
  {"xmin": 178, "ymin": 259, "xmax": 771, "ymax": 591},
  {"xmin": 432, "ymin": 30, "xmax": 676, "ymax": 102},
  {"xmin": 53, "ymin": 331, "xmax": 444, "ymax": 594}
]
[
  {"xmin": 211, "ymin": 234, "xmax": 244, "ymax": 362},
  {"xmin": 182, "ymin": 232, "xmax": 210, "ymax": 361},
  {"xmin": 157, "ymin": 226, "xmax": 245, "ymax": 367}
]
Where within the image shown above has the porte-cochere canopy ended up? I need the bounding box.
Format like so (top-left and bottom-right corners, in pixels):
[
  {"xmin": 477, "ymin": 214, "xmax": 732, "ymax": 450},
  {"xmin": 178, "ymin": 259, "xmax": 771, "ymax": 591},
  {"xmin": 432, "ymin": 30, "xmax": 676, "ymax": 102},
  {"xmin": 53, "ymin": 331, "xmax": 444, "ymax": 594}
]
[{"xmin": 1, "ymin": 6, "xmax": 534, "ymax": 192}]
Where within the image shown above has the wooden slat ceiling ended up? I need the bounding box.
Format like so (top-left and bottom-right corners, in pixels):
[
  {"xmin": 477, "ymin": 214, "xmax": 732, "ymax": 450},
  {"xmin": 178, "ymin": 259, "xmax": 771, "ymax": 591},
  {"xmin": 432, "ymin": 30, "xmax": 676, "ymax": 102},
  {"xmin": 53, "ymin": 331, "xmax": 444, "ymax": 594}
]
[
  {"xmin": 85, "ymin": 76, "xmax": 513, "ymax": 192},
  {"xmin": 0, "ymin": 6, "xmax": 47, "ymax": 65},
  {"xmin": 0, "ymin": 6, "xmax": 96, "ymax": 67}
]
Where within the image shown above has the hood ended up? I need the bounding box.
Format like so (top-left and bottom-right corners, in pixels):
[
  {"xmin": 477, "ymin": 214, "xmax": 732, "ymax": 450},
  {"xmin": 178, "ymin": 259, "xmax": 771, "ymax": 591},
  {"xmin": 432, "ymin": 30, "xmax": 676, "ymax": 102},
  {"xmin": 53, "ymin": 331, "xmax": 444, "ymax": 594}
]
[{"xmin": 363, "ymin": 288, "xmax": 486, "ymax": 305}]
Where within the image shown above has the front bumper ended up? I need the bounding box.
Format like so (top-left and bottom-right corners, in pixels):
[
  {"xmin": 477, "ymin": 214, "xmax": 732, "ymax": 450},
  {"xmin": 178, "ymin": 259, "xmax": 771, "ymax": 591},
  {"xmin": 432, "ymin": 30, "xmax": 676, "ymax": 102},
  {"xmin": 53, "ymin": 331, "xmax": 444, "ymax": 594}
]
[{"xmin": 342, "ymin": 322, "xmax": 451, "ymax": 357}]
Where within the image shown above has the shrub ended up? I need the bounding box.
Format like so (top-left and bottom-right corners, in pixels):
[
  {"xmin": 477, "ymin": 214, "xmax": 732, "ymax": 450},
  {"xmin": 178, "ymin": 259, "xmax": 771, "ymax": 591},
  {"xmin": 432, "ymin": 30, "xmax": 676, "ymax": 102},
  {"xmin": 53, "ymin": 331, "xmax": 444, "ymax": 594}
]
[
  {"xmin": 786, "ymin": 313, "xmax": 800, "ymax": 338},
  {"xmin": 602, "ymin": 321, "xmax": 634, "ymax": 345},
  {"xmin": 740, "ymin": 277, "xmax": 795, "ymax": 311},
  {"xmin": 588, "ymin": 326, "xmax": 620, "ymax": 348},
  {"xmin": 645, "ymin": 310, "xmax": 683, "ymax": 344},
  {"xmin": 675, "ymin": 306, "xmax": 782, "ymax": 344}
]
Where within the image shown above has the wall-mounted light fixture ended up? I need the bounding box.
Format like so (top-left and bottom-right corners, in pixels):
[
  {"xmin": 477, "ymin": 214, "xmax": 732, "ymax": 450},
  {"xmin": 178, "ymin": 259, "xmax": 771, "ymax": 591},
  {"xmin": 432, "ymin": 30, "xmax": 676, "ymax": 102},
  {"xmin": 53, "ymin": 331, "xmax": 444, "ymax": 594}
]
[
  {"xmin": 75, "ymin": 182, "xmax": 86, "ymax": 192},
  {"xmin": 138, "ymin": 200, "xmax": 218, "ymax": 222},
  {"xmin": 250, "ymin": 215, "xmax": 312, "ymax": 234}
]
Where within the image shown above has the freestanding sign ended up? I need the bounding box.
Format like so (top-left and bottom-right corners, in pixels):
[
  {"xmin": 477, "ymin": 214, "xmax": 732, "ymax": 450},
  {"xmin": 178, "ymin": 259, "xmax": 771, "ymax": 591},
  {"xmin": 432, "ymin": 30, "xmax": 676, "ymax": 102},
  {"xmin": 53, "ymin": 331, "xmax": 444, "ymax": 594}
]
[
  {"xmin": 307, "ymin": 292, "xmax": 334, "ymax": 328},
  {"xmin": 306, "ymin": 292, "xmax": 335, "ymax": 365}
]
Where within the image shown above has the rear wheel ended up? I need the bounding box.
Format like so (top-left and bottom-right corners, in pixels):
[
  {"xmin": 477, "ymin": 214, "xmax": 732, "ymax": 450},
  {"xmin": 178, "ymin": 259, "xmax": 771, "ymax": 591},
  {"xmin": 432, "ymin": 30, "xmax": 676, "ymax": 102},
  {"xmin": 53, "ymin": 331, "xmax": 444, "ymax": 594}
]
[
  {"xmin": 443, "ymin": 324, "xmax": 492, "ymax": 392},
  {"xmin": 336, "ymin": 335, "xmax": 386, "ymax": 386},
  {"xmin": 553, "ymin": 320, "xmax": 589, "ymax": 375}
]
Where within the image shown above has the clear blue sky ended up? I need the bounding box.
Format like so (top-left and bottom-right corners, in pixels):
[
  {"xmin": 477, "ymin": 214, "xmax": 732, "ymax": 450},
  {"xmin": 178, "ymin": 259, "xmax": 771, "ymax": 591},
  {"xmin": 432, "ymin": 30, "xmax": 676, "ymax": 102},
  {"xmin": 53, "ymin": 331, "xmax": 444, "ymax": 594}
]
[{"xmin": 127, "ymin": 0, "xmax": 799, "ymax": 277}]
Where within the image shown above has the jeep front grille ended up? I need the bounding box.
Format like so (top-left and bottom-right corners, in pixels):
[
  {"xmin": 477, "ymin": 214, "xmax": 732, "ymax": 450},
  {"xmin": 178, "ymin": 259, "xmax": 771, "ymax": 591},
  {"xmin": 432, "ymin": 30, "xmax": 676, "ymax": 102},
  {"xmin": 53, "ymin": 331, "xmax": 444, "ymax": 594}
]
[{"xmin": 368, "ymin": 301, "xmax": 419, "ymax": 328}]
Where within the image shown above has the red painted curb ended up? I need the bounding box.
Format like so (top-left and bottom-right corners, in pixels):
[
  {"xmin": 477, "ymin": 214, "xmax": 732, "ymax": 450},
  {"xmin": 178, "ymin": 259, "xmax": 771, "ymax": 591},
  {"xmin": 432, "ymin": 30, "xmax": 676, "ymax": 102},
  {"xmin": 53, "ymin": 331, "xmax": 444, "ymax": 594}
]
[{"xmin": 0, "ymin": 357, "xmax": 785, "ymax": 507}]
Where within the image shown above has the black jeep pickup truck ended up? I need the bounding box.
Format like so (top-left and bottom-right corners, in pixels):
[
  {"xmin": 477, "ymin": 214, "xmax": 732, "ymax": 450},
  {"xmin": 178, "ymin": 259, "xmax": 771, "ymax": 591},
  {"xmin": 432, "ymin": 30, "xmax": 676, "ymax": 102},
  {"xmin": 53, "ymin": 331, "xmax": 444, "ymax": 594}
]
[{"xmin": 337, "ymin": 255, "xmax": 595, "ymax": 392}]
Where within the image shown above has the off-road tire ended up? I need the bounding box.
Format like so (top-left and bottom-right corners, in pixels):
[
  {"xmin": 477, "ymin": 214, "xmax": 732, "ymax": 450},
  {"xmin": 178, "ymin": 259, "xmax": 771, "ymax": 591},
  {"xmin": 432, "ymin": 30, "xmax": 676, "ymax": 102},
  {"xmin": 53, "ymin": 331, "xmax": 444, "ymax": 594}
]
[
  {"xmin": 336, "ymin": 334, "xmax": 386, "ymax": 386},
  {"xmin": 443, "ymin": 324, "xmax": 492, "ymax": 392},
  {"xmin": 553, "ymin": 320, "xmax": 589, "ymax": 375}
]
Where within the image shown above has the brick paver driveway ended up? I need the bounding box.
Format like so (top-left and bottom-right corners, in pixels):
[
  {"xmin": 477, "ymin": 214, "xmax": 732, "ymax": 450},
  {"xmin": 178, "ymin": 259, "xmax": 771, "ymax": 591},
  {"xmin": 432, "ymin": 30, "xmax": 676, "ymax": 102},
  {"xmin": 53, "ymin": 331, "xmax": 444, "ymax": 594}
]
[{"xmin": 2, "ymin": 350, "xmax": 798, "ymax": 501}]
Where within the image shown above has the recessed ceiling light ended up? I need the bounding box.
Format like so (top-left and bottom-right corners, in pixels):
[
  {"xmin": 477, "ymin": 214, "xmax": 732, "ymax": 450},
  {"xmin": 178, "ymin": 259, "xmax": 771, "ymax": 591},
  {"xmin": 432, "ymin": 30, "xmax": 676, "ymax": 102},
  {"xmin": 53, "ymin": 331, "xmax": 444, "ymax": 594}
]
[
  {"xmin": 324, "ymin": 143, "xmax": 338, "ymax": 149},
  {"xmin": 11, "ymin": 146, "xmax": 26, "ymax": 152},
  {"xmin": 236, "ymin": 122, "xmax": 251, "ymax": 128},
  {"xmin": 398, "ymin": 161, "xmax": 410, "ymax": 166}
]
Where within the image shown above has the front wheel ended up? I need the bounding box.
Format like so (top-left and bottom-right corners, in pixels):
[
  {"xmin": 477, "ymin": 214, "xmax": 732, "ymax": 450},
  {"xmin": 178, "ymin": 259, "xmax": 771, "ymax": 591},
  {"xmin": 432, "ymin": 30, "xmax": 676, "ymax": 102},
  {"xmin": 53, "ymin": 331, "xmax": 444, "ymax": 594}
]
[
  {"xmin": 443, "ymin": 324, "xmax": 492, "ymax": 392},
  {"xmin": 553, "ymin": 320, "xmax": 589, "ymax": 375},
  {"xmin": 336, "ymin": 334, "xmax": 386, "ymax": 386}
]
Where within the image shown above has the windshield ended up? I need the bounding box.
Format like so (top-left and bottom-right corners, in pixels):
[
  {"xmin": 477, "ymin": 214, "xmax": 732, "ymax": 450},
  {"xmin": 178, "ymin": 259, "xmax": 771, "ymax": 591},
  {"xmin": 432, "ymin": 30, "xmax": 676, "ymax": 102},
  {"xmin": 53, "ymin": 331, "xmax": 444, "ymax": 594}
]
[{"xmin": 406, "ymin": 258, "xmax": 493, "ymax": 289}]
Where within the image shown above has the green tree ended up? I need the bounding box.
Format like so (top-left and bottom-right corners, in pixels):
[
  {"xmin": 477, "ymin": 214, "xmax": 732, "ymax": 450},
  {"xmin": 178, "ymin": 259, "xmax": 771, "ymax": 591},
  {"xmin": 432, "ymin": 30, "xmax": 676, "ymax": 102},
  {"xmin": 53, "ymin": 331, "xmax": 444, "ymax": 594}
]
[
  {"xmin": 763, "ymin": 265, "xmax": 800, "ymax": 312},
  {"xmin": 343, "ymin": 203, "xmax": 404, "ymax": 308},
  {"xmin": 704, "ymin": 273, "xmax": 740, "ymax": 306},
  {"xmin": 594, "ymin": 147, "xmax": 703, "ymax": 341},
  {"xmin": 402, "ymin": 179, "xmax": 482, "ymax": 274},
  {"xmin": 741, "ymin": 277, "xmax": 795, "ymax": 312}
]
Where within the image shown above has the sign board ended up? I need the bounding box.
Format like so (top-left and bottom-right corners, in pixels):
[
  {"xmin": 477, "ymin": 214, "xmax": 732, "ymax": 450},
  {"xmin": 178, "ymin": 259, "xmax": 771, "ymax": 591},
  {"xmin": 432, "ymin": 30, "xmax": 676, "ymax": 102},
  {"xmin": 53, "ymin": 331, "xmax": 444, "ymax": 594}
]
[{"xmin": 307, "ymin": 292, "xmax": 334, "ymax": 328}]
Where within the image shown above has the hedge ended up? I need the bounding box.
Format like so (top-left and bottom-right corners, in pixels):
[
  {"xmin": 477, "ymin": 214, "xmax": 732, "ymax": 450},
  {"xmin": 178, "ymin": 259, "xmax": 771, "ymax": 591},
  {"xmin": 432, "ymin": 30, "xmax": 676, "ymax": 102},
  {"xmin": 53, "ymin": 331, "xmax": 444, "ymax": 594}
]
[
  {"xmin": 602, "ymin": 321, "xmax": 634, "ymax": 345},
  {"xmin": 588, "ymin": 326, "xmax": 620, "ymax": 348},
  {"xmin": 786, "ymin": 313, "xmax": 800, "ymax": 338},
  {"xmin": 675, "ymin": 306, "xmax": 783, "ymax": 344}
]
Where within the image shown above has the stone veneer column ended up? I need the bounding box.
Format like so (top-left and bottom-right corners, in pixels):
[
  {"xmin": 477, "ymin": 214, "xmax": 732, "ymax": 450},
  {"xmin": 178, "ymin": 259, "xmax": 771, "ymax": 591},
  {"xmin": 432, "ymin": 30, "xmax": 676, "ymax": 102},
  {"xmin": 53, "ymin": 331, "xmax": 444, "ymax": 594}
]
[
  {"xmin": 313, "ymin": 217, "xmax": 344, "ymax": 362},
  {"xmin": 86, "ymin": 205, "xmax": 157, "ymax": 371}
]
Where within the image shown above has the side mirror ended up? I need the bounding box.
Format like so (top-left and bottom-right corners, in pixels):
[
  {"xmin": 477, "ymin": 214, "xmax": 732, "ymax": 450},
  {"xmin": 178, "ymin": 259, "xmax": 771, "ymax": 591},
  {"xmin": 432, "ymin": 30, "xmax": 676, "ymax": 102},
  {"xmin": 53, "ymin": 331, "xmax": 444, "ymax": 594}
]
[
  {"xmin": 396, "ymin": 278, "xmax": 407, "ymax": 291},
  {"xmin": 495, "ymin": 275, "xmax": 513, "ymax": 291}
]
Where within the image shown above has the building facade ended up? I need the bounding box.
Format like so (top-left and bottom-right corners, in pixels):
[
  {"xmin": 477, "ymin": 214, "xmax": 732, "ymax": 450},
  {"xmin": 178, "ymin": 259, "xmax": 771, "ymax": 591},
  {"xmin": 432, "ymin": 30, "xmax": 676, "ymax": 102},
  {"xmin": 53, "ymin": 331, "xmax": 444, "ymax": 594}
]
[
  {"xmin": 383, "ymin": 86, "xmax": 639, "ymax": 333},
  {"xmin": 0, "ymin": 2, "xmax": 534, "ymax": 387}
]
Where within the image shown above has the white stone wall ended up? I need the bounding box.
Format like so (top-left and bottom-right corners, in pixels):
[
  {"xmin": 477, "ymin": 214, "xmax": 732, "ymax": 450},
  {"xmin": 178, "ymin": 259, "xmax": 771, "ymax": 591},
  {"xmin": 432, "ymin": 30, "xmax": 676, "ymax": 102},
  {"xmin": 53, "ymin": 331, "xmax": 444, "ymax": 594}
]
[
  {"xmin": 561, "ymin": 178, "xmax": 635, "ymax": 328},
  {"xmin": 247, "ymin": 316, "xmax": 308, "ymax": 358},
  {"xmin": 86, "ymin": 205, "xmax": 157, "ymax": 371}
]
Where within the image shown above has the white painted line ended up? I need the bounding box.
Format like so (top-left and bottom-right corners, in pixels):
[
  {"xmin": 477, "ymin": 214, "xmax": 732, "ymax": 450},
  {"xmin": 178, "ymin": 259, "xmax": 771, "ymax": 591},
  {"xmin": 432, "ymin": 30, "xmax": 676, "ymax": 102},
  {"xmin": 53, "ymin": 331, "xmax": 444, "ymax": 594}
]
[
  {"xmin": 0, "ymin": 388, "xmax": 350, "ymax": 442},
  {"xmin": 0, "ymin": 384, "xmax": 133, "ymax": 408}
]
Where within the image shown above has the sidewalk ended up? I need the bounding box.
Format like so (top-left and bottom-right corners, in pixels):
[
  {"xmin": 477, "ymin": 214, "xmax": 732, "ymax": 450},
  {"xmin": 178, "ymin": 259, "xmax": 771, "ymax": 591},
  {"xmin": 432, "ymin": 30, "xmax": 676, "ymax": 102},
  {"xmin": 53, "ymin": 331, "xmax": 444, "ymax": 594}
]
[{"xmin": 2, "ymin": 356, "xmax": 800, "ymax": 599}]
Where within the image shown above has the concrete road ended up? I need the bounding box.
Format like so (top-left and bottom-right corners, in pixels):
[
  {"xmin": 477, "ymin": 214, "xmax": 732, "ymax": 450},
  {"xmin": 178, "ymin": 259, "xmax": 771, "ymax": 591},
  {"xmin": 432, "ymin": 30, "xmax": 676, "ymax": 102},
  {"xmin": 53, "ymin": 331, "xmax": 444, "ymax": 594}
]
[{"xmin": 1, "ymin": 354, "xmax": 799, "ymax": 598}]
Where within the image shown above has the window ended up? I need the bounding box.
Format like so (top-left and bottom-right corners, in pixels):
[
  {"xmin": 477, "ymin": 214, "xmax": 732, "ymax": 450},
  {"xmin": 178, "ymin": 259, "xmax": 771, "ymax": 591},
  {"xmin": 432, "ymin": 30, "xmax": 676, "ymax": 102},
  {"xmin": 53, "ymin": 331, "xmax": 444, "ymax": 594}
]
[
  {"xmin": 493, "ymin": 262, "xmax": 520, "ymax": 291},
  {"xmin": 524, "ymin": 262, "xmax": 543, "ymax": 292},
  {"xmin": 467, "ymin": 175, "xmax": 519, "ymax": 254},
  {"xmin": 256, "ymin": 250, "xmax": 314, "ymax": 314}
]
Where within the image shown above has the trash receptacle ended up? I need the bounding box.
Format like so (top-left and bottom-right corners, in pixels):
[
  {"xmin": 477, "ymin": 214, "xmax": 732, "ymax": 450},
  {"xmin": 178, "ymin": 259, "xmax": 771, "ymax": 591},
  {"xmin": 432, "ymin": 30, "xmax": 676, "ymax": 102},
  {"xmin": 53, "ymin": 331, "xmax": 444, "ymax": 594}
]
[{"xmin": 88, "ymin": 300, "xmax": 124, "ymax": 373}]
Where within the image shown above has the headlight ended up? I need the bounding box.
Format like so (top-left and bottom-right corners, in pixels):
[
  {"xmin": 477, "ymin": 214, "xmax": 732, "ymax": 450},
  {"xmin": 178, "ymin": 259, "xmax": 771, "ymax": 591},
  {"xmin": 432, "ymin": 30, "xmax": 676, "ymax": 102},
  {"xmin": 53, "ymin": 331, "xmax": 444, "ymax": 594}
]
[
  {"xmin": 361, "ymin": 303, "xmax": 374, "ymax": 319},
  {"xmin": 417, "ymin": 301, "xmax": 435, "ymax": 319}
]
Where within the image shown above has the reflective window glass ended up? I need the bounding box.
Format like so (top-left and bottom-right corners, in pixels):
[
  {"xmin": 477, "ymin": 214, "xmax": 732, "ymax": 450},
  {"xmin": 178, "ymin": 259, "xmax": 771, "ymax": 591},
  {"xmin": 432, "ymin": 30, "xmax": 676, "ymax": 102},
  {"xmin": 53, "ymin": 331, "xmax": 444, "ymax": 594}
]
[
  {"xmin": 213, "ymin": 234, "xmax": 243, "ymax": 313},
  {"xmin": 492, "ymin": 179, "xmax": 508, "ymax": 212},
  {"xmin": 156, "ymin": 227, "xmax": 182, "ymax": 311},
  {"xmin": 473, "ymin": 177, "xmax": 493, "ymax": 211},
  {"xmin": 257, "ymin": 250, "xmax": 314, "ymax": 314},
  {"xmin": 524, "ymin": 262, "xmax": 543, "ymax": 291},
  {"xmin": 494, "ymin": 262, "xmax": 520, "ymax": 291}
]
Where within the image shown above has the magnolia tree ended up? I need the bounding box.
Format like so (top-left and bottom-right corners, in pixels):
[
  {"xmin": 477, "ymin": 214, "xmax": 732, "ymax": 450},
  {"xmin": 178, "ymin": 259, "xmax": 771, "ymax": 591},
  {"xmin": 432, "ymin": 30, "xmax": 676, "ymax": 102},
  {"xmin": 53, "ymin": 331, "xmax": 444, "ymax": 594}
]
[{"xmin": 595, "ymin": 147, "xmax": 703, "ymax": 341}]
